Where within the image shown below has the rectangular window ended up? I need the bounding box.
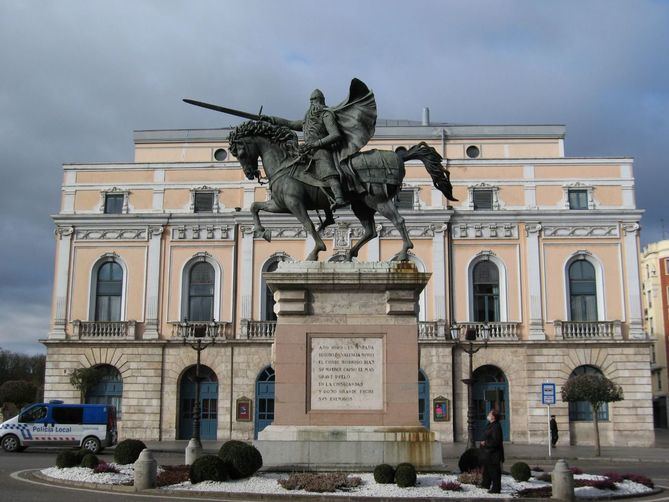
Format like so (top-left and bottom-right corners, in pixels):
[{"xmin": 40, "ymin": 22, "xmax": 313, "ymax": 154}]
[
  {"xmin": 104, "ymin": 194, "xmax": 124, "ymax": 214},
  {"xmin": 52, "ymin": 406, "xmax": 83, "ymax": 424},
  {"xmin": 194, "ymin": 192, "xmax": 214, "ymax": 213},
  {"xmin": 568, "ymin": 189, "xmax": 588, "ymax": 210},
  {"xmin": 472, "ymin": 189, "xmax": 493, "ymax": 210},
  {"xmin": 394, "ymin": 189, "xmax": 414, "ymax": 210}
]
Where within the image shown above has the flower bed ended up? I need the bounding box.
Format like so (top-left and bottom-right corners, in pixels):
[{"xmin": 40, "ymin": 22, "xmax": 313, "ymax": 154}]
[{"xmin": 39, "ymin": 465, "xmax": 655, "ymax": 499}]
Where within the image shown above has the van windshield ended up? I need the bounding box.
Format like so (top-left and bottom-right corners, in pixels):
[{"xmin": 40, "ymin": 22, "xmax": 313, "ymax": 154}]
[{"xmin": 19, "ymin": 405, "xmax": 47, "ymax": 423}]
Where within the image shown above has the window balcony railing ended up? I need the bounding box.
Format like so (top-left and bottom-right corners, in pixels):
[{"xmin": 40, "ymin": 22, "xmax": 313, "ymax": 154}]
[
  {"xmin": 72, "ymin": 320, "xmax": 137, "ymax": 340},
  {"xmin": 417, "ymin": 321, "xmax": 519, "ymax": 341},
  {"xmin": 170, "ymin": 321, "xmax": 233, "ymax": 340},
  {"xmin": 553, "ymin": 320, "xmax": 622, "ymax": 340},
  {"xmin": 240, "ymin": 319, "xmax": 276, "ymax": 339}
]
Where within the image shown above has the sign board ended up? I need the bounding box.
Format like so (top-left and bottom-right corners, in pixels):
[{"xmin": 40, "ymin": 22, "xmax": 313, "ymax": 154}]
[
  {"xmin": 236, "ymin": 397, "xmax": 252, "ymax": 421},
  {"xmin": 433, "ymin": 397, "xmax": 450, "ymax": 422},
  {"xmin": 541, "ymin": 383, "xmax": 556, "ymax": 405}
]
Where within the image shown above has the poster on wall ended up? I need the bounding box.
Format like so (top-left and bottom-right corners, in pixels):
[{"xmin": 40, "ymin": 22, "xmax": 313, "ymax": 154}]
[
  {"xmin": 433, "ymin": 396, "xmax": 449, "ymax": 422},
  {"xmin": 236, "ymin": 397, "xmax": 252, "ymax": 421}
]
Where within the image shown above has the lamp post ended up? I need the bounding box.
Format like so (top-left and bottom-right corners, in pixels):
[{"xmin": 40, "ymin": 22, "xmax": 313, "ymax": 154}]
[
  {"xmin": 451, "ymin": 322, "xmax": 490, "ymax": 450},
  {"xmin": 181, "ymin": 317, "xmax": 217, "ymax": 464}
]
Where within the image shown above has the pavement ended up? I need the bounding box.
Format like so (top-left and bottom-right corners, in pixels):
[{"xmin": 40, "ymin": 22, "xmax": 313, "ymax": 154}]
[{"xmin": 141, "ymin": 428, "xmax": 669, "ymax": 465}]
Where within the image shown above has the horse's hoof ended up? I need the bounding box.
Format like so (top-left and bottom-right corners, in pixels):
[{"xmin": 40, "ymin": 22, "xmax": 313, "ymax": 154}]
[{"xmin": 262, "ymin": 229, "xmax": 272, "ymax": 242}]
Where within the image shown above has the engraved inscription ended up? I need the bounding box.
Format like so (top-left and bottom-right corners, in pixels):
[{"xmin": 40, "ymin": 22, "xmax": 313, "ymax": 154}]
[{"xmin": 310, "ymin": 337, "xmax": 383, "ymax": 411}]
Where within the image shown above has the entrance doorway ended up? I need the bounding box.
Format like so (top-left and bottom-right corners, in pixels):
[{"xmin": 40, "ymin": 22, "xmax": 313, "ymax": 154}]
[
  {"xmin": 473, "ymin": 365, "xmax": 509, "ymax": 441},
  {"xmin": 178, "ymin": 365, "xmax": 218, "ymax": 440},
  {"xmin": 418, "ymin": 370, "xmax": 429, "ymax": 428},
  {"xmin": 254, "ymin": 366, "xmax": 275, "ymax": 439}
]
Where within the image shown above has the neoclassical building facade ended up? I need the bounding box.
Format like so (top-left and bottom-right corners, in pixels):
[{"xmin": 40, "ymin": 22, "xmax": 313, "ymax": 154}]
[{"xmin": 43, "ymin": 117, "xmax": 654, "ymax": 446}]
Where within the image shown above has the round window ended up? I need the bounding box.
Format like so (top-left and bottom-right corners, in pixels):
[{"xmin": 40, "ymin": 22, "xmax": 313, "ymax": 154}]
[
  {"xmin": 214, "ymin": 148, "xmax": 228, "ymax": 161},
  {"xmin": 466, "ymin": 145, "xmax": 480, "ymax": 159}
]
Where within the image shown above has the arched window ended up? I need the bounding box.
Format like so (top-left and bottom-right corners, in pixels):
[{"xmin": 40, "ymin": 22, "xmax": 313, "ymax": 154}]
[
  {"xmin": 568, "ymin": 365, "xmax": 609, "ymax": 421},
  {"xmin": 85, "ymin": 365, "xmax": 123, "ymax": 418},
  {"xmin": 568, "ymin": 260, "xmax": 598, "ymax": 321},
  {"xmin": 95, "ymin": 262, "xmax": 123, "ymax": 321},
  {"xmin": 255, "ymin": 366, "xmax": 275, "ymax": 438},
  {"xmin": 188, "ymin": 262, "xmax": 215, "ymax": 321},
  {"xmin": 472, "ymin": 261, "xmax": 500, "ymax": 322},
  {"xmin": 418, "ymin": 370, "xmax": 429, "ymax": 428}
]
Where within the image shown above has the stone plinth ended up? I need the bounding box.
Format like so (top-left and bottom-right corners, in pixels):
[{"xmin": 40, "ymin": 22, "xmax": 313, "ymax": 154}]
[{"xmin": 255, "ymin": 261, "xmax": 442, "ymax": 468}]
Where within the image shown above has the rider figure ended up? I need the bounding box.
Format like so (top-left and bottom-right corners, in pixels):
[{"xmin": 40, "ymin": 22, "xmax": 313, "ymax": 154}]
[{"xmin": 262, "ymin": 89, "xmax": 348, "ymax": 210}]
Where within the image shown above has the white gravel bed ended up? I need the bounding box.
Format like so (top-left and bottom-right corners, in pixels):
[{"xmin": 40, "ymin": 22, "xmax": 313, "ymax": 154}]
[{"xmin": 40, "ymin": 466, "xmax": 654, "ymax": 499}]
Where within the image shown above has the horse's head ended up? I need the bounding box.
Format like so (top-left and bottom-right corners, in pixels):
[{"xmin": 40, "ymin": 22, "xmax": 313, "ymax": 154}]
[{"xmin": 228, "ymin": 121, "xmax": 299, "ymax": 181}]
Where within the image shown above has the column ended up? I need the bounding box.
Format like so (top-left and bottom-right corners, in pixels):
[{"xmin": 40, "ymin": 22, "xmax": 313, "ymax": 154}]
[
  {"xmin": 240, "ymin": 226, "xmax": 254, "ymax": 321},
  {"xmin": 623, "ymin": 223, "xmax": 645, "ymax": 338},
  {"xmin": 143, "ymin": 225, "xmax": 164, "ymax": 339},
  {"xmin": 432, "ymin": 225, "xmax": 447, "ymax": 320},
  {"xmin": 50, "ymin": 226, "xmax": 74, "ymax": 339},
  {"xmin": 525, "ymin": 223, "xmax": 546, "ymax": 340}
]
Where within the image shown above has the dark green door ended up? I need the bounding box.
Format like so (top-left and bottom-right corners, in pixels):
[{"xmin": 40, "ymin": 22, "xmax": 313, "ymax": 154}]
[{"xmin": 179, "ymin": 366, "xmax": 218, "ymax": 440}]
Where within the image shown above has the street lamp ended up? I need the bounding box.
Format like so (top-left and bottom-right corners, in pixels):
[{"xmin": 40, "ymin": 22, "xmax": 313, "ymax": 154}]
[
  {"xmin": 451, "ymin": 322, "xmax": 490, "ymax": 449},
  {"xmin": 181, "ymin": 317, "xmax": 217, "ymax": 464}
]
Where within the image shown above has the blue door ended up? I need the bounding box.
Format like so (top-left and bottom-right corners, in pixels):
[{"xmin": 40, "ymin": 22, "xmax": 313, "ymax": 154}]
[
  {"xmin": 418, "ymin": 370, "xmax": 429, "ymax": 428},
  {"xmin": 179, "ymin": 366, "xmax": 218, "ymax": 440},
  {"xmin": 473, "ymin": 365, "xmax": 509, "ymax": 441},
  {"xmin": 254, "ymin": 367, "xmax": 275, "ymax": 439}
]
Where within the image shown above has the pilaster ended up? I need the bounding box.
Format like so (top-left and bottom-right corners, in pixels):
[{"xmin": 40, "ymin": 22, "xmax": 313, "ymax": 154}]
[
  {"xmin": 525, "ymin": 222, "xmax": 546, "ymax": 340},
  {"xmin": 143, "ymin": 225, "xmax": 164, "ymax": 339},
  {"xmin": 50, "ymin": 226, "xmax": 74, "ymax": 339}
]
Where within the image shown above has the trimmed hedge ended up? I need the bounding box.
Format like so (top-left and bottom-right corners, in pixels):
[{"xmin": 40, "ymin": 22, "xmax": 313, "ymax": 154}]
[
  {"xmin": 190, "ymin": 455, "xmax": 230, "ymax": 484},
  {"xmin": 113, "ymin": 439, "xmax": 147, "ymax": 465},
  {"xmin": 218, "ymin": 440, "xmax": 263, "ymax": 479},
  {"xmin": 74, "ymin": 449, "xmax": 89, "ymax": 464},
  {"xmin": 511, "ymin": 462, "xmax": 531, "ymax": 482},
  {"xmin": 458, "ymin": 448, "xmax": 480, "ymax": 473},
  {"xmin": 56, "ymin": 450, "xmax": 79, "ymax": 468},
  {"xmin": 81, "ymin": 453, "xmax": 100, "ymax": 469},
  {"xmin": 373, "ymin": 464, "xmax": 395, "ymax": 484},
  {"xmin": 395, "ymin": 463, "xmax": 417, "ymax": 488}
]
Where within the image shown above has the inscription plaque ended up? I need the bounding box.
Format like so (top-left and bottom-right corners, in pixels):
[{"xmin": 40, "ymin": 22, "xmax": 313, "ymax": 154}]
[{"xmin": 310, "ymin": 336, "xmax": 383, "ymax": 410}]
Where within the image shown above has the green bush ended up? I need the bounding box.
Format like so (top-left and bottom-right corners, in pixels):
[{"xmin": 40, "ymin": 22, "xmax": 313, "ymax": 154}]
[
  {"xmin": 74, "ymin": 449, "xmax": 89, "ymax": 464},
  {"xmin": 189, "ymin": 455, "xmax": 229, "ymax": 484},
  {"xmin": 113, "ymin": 439, "xmax": 146, "ymax": 464},
  {"xmin": 511, "ymin": 462, "xmax": 531, "ymax": 482},
  {"xmin": 218, "ymin": 440, "xmax": 263, "ymax": 479},
  {"xmin": 395, "ymin": 463, "xmax": 417, "ymax": 488},
  {"xmin": 373, "ymin": 463, "xmax": 395, "ymax": 484},
  {"xmin": 56, "ymin": 450, "xmax": 79, "ymax": 468},
  {"xmin": 81, "ymin": 453, "xmax": 100, "ymax": 469},
  {"xmin": 458, "ymin": 448, "xmax": 481, "ymax": 472}
]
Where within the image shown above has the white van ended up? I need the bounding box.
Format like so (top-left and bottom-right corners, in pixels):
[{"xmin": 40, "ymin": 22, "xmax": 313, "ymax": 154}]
[{"xmin": 0, "ymin": 400, "xmax": 117, "ymax": 453}]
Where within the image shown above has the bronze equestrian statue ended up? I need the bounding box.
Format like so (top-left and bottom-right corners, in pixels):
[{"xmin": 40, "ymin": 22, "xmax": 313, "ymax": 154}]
[{"xmin": 184, "ymin": 79, "xmax": 457, "ymax": 261}]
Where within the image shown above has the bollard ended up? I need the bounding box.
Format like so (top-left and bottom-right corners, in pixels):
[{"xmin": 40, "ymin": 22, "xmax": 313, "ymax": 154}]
[
  {"xmin": 185, "ymin": 437, "xmax": 203, "ymax": 465},
  {"xmin": 134, "ymin": 449, "xmax": 157, "ymax": 491},
  {"xmin": 551, "ymin": 459, "xmax": 575, "ymax": 501}
]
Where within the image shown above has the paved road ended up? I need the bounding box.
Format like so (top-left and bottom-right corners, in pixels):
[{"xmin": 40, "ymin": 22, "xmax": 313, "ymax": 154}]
[{"xmin": 1, "ymin": 447, "xmax": 668, "ymax": 501}]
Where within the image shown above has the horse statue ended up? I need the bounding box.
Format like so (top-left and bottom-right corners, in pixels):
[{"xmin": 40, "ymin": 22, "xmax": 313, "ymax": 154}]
[{"xmin": 228, "ymin": 120, "xmax": 457, "ymax": 261}]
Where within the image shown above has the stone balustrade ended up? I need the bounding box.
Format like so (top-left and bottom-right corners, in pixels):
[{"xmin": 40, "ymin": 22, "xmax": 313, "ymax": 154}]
[
  {"xmin": 417, "ymin": 321, "xmax": 519, "ymax": 341},
  {"xmin": 240, "ymin": 319, "xmax": 276, "ymax": 339},
  {"xmin": 170, "ymin": 321, "xmax": 232, "ymax": 339},
  {"xmin": 72, "ymin": 320, "xmax": 136, "ymax": 340},
  {"xmin": 554, "ymin": 320, "xmax": 622, "ymax": 339}
]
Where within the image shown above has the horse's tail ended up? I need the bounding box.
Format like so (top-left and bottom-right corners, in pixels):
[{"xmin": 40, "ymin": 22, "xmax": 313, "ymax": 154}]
[{"xmin": 399, "ymin": 142, "xmax": 458, "ymax": 201}]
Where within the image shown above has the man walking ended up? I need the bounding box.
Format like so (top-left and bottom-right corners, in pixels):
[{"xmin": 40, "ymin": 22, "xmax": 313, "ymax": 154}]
[{"xmin": 550, "ymin": 415, "xmax": 559, "ymax": 447}]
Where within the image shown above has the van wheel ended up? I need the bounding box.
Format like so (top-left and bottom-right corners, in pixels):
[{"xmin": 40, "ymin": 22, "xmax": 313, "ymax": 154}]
[
  {"xmin": 1, "ymin": 434, "xmax": 21, "ymax": 452},
  {"xmin": 82, "ymin": 436, "xmax": 101, "ymax": 454}
]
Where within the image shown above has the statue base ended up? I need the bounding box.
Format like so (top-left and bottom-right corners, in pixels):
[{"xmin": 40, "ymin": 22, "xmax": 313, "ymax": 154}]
[{"xmin": 254, "ymin": 261, "xmax": 442, "ymax": 469}]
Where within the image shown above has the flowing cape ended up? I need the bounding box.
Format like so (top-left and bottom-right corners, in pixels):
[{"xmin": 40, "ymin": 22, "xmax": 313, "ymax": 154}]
[{"xmin": 330, "ymin": 78, "xmax": 377, "ymax": 162}]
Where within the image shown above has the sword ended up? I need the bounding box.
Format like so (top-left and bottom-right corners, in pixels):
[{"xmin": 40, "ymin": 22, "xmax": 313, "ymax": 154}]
[{"xmin": 183, "ymin": 98, "xmax": 262, "ymax": 121}]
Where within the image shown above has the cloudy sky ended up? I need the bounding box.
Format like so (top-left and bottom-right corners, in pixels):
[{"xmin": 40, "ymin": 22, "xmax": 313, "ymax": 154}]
[{"xmin": 1, "ymin": 1, "xmax": 668, "ymax": 354}]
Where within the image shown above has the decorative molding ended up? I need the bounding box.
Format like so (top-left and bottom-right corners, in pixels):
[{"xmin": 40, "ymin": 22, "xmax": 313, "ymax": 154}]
[
  {"xmin": 98, "ymin": 187, "xmax": 130, "ymax": 214},
  {"xmin": 171, "ymin": 225, "xmax": 231, "ymax": 240},
  {"xmin": 378, "ymin": 224, "xmax": 436, "ymax": 239},
  {"xmin": 452, "ymin": 223, "xmax": 517, "ymax": 239},
  {"xmin": 333, "ymin": 222, "xmax": 351, "ymax": 251},
  {"xmin": 148, "ymin": 225, "xmax": 164, "ymax": 237},
  {"xmin": 55, "ymin": 226, "xmax": 74, "ymax": 239},
  {"xmin": 475, "ymin": 250, "xmax": 496, "ymax": 260},
  {"xmin": 525, "ymin": 223, "xmax": 542, "ymax": 236},
  {"xmin": 622, "ymin": 222, "xmax": 640, "ymax": 236},
  {"xmin": 75, "ymin": 228, "xmax": 147, "ymax": 241},
  {"xmin": 543, "ymin": 225, "xmax": 619, "ymax": 238}
]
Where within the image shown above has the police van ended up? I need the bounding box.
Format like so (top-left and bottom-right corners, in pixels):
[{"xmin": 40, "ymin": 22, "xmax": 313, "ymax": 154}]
[{"xmin": 0, "ymin": 401, "xmax": 117, "ymax": 453}]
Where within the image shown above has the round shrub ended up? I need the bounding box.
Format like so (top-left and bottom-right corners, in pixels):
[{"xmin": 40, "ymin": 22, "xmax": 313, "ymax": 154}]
[
  {"xmin": 373, "ymin": 463, "xmax": 395, "ymax": 484},
  {"xmin": 218, "ymin": 440, "xmax": 263, "ymax": 479},
  {"xmin": 458, "ymin": 448, "xmax": 481, "ymax": 473},
  {"xmin": 190, "ymin": 455, "xmax": 230, "ymax": 484},
  {"xmin": 113, "ymin": 439, "xmax": 147, "ymax": 465},
  {"xmin": 395, "ymin": 463, "xmax": 417, "ymax": 488},
  {"xmin": 511, "ymin": 461, "xmax": 531, "ymax": 482},
  {"xmin": 56, "ymin": 450, "xmax": 79, "ymax": 468},
  {"xmin": 81, "ymin": 453, "xmax": 100, "ymax": 469},
  {"xmin": 74, "ymin": 449, "xmax": 89, "ymax": 464}
]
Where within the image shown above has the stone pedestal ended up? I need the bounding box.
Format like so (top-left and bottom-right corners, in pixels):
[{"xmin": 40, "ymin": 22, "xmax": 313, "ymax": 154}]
[{"xmin": 254, "ymin": 261, "xmax": 442, "ymax": 468}]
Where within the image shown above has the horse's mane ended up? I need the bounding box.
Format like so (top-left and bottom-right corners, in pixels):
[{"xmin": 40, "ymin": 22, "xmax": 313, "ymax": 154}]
[{"xmin": 228, "ymin": 120, "xmax": 299, "ymax": 158}]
